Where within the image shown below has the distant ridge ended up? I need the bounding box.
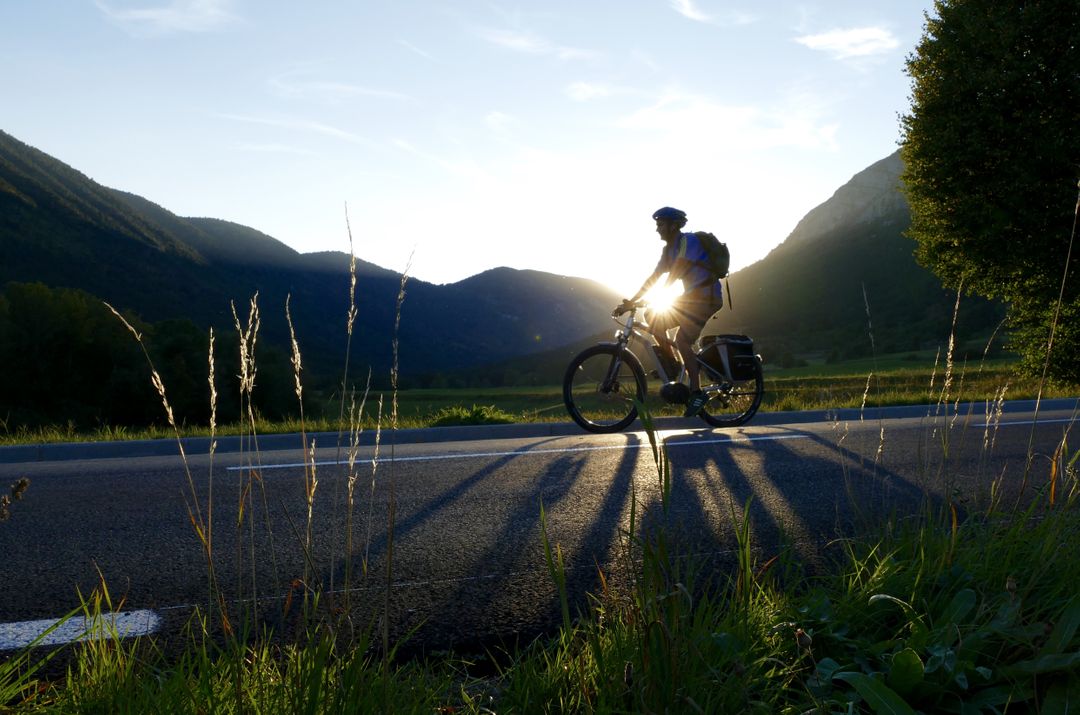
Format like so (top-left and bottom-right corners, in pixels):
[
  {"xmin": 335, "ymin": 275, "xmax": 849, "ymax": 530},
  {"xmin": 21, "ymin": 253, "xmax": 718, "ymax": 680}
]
[
  {"xmin": 782, "ymin": 152, "xmax": 907, "ymax": 247},
  {"xmin": 0, "ymin": 128, "xmax": 620, "ymax": 383},
  {"xmin": 706, "ymin": 150, "xmax": 1003, "ymax": 362},
  {"xmin": 0, "ymin": 126, "xmax": 1003, "ymax": 386}
]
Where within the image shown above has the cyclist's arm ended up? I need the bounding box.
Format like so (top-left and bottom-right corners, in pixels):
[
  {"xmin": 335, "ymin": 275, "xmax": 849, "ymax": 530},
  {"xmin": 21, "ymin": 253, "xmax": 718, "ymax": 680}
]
[{"xmin": 628, "ymin": 252, "xmax": 673, "ymax": 303}]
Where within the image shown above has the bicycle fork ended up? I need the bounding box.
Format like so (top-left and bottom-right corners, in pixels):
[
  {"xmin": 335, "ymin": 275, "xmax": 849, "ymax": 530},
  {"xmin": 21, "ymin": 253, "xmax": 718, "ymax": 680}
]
[{"xmin": 600, "ymin": 344, "xmax": 631, "ymax": 393}]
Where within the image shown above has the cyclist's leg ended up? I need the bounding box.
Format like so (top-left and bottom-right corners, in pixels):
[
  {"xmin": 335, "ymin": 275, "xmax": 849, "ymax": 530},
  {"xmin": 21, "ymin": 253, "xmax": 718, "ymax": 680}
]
[
  {"xmin": 674, "ymin": 326, "xmax": 699, "ymax": 389},
  {"xmin": 671, "ymin": 295, "xmax": 716, "ymax": 392},
  {"xmin": 648, "ymin": 310, "xmax": 681, "ymax": 366}
]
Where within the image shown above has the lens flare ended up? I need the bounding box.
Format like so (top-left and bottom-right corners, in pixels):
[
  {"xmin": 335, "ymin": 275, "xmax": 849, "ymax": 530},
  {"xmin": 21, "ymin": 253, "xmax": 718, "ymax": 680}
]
[{"xmin": 642, "ymin": 281, "xmax": 682, "ymax": 313}]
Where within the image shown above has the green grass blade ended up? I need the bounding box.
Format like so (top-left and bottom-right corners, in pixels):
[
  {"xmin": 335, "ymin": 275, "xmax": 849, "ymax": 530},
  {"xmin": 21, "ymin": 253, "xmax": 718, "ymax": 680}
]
[{"xmin": 834, "ymin": 671, "xmax": 917, "ymax": 715}]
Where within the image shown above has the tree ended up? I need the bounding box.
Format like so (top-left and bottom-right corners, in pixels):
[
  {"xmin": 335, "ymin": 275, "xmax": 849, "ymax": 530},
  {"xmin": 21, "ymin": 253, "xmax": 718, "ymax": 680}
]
[{"xmin": 900, "ymin": 0, "xmax": 1080, "ymax": 380}]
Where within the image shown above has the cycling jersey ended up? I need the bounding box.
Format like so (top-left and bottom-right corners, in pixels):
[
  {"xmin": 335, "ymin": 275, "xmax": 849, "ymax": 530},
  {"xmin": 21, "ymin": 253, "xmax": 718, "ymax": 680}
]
[{"xmin": 654, "ymin": 232, "xmax": 721, "ymax": 295}]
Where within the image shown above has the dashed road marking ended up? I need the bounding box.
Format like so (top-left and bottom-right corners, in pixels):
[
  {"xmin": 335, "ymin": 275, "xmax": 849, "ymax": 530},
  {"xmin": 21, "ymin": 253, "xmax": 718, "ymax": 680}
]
[{"xmin": 0, "ymin": 610, "xmax": 161, "ymax": 650}]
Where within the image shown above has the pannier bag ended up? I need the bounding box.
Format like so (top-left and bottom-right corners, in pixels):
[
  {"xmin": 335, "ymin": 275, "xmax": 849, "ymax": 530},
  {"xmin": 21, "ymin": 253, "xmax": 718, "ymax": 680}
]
[{"xmin": 698, "ymin": 335, "xmax": 756, "ymax": 381}]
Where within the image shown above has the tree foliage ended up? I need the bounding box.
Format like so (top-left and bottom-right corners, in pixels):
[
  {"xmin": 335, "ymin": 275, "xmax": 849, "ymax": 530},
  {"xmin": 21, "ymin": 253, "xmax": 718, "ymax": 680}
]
[
  {"xmin": 900, "ymin": 0, "xmax": 1080, "ymax": 380},
  {"xmin": 0, "ymin": 282, "xmax": 295, "ymax": 432}
]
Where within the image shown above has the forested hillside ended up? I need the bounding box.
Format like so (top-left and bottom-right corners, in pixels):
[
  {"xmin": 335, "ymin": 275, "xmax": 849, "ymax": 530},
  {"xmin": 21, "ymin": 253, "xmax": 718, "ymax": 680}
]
[
  {"xmin": 707, "ymin": 153, "xmax": 1004, "ymax": 365},
  {"xmin": 0, "ymin": 129, "xmax": 618, "ymax": 374}
]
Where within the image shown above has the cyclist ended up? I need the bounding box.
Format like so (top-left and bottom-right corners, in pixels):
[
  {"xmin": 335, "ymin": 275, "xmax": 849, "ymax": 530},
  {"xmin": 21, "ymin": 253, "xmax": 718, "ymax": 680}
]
[{"xmin": 614, "ymin": 206, "xmax": 724, "ymax": 417}]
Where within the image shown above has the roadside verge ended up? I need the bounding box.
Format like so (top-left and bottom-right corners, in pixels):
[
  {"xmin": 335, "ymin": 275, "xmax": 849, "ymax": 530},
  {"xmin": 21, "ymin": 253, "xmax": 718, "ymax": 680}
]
[{"xmin": 1, "ymin": 398, "xmax": 1076, "ymax": 464}]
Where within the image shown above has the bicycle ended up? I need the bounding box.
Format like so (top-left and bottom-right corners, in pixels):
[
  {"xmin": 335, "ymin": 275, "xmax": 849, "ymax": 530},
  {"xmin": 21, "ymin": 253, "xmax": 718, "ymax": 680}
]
[{"xmin": 562, "ymin": 300, "xmax": 764, "ymax": 433}]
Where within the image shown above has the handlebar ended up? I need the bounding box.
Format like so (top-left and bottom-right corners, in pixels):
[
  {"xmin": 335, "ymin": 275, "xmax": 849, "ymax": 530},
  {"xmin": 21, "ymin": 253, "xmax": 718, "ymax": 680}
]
[{"xmin": 611, "ymin": 299, "xmax": 648, "ymax": 318}]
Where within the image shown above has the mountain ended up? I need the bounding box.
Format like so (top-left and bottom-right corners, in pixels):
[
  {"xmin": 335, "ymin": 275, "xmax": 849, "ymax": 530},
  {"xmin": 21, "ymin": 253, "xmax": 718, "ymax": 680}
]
[
  {"xmin": 1, "ymin": 127, "xmax": 1003, "ymax": 399},
  {"xmin": 0, "ymin": 129, "xmax": 620, "ymax": 384},
  {"xmin": 705, "ymin": 151, "xmax": 1004, "ymax": 363}
]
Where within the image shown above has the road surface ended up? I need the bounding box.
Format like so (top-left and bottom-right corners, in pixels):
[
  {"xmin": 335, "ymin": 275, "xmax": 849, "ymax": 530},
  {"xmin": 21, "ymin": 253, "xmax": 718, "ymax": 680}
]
[{"xmin": 0, "ymin": 400, "xmax": 1075, "ymax": 653}]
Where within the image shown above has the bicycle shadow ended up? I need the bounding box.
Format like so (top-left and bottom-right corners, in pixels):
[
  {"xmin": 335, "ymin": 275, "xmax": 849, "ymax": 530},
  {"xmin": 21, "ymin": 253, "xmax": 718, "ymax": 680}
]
[
  {"xmin": 642, "ymin": 423, "xmax": 950, "ymax": 576},
  {"xmin": 383, "ymin": 432, "xmax": 648, "ymax": 656}
]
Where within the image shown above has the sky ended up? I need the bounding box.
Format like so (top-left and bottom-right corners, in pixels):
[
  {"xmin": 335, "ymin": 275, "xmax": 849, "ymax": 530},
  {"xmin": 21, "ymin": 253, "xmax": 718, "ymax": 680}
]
[{"xmin": 1, "ymin": 0, "xmax": 933, "ymax": 296}]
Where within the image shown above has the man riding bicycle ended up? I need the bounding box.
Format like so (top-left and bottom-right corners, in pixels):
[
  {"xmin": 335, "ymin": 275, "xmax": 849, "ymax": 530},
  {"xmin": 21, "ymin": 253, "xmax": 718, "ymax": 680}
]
[{"xmin": 614, "ymin": 206, "xmax": 724, "ymax": 417}]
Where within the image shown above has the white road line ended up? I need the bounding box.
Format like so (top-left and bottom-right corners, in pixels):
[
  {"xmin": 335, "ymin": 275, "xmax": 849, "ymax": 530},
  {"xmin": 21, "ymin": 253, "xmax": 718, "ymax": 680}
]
[
  {"xmin": 991, "ymin": 417, "xmax": 1078, "ymax": 426},
  {"xmin": 0, "ymin": 610, "xmax": 161, "ymax": 650},
  {"xmin": 228, "ymin": 432, "xmax": 812, "ymax": 471}
]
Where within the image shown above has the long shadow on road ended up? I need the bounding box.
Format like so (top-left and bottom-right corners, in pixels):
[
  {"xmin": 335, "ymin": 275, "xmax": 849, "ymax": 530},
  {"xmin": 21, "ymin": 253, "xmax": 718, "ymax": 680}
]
[
  {"xmin": 323, "ymin": 423, "xmax": 951, "ymax": 656},
  {"xmin": 396, "ymin": 432, "xmax": 646, "ymax": 654}
]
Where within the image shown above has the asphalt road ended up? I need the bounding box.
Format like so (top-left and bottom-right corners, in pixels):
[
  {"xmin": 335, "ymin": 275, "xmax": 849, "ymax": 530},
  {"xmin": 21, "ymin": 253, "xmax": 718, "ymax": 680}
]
[{"xmin": 1, "ymin": 399, "xmax": 1076, "ymax": 654}]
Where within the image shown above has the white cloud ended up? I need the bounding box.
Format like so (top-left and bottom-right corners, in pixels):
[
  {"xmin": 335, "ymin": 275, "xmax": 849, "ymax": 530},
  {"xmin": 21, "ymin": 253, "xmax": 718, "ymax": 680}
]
[
  {"xmin": 617, "ymin": 92, "xmax": 838, "ymax": 152},
  {"xmin": 669, "ymin": 0, "xmax": 757, "ymax": 26},
  {"xmin": 670, "ymin": 0, "xmax": 711, "ymax": 23},
  {"xmin": 268, "ymin": 71, "xmax": 413, "ymax": 104},
  {"xmin": 566, "ymin": 81, "xmax": 613, "ymax": 102},
  {"xmin": 398, "ymin": 39, "xmax": 437, "ymax": 62},
  {"xmin": 95, "ymin": 0, "xmax": 237, "ymax": 35},
  {"xmin": 236, "ymin": 143, "xmax": 312, "ymax": 156},
  {"xmin": 391, "ymin": 138, "xmax": 489, "ymax": 181},
  {"xmin": 476, "ymin": 27, "xmax": 596, "ymax": 61},
  {"xmin": 217, "ymin": 113, "xmax": 378, "ymax": 148},
  {"xmin": 795, "ymin": 27, "xmax": 900, "ymax": 59},
  {"xmin": 484, "ymin": 111, "xmax": 517, "ymax": 132}
]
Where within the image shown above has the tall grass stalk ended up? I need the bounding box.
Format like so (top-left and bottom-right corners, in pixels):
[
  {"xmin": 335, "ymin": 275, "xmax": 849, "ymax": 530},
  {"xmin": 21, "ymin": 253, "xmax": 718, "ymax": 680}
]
[
  {"xmin": 342, "ymin": 374, "xmax": 371, "ymax": 618},
  {"xmin": 230, "ymin": 294, "xmax": 281, "ymax": 624},
  {"xmin": 104, "ymin": 302, "xmax": 226, "ymax": 634},
  {"xmin": 1019, "ymin": 181, "xmax": 1080, "ymax": 504},
  {"xmin": 382, "ymin": 255, "xmax": 411, "ymax": 703},
  {"xmin": 328, "ymin": 208, "xmax": 361, "ymax": 601},
  {"xmin": 285, "ymin": 295, "xmax": 320, "ymax": 612},
  {"xmin": 205, "ymin": 327, "xmax": 222, "ymax": 627},
  {"xmin": 363, "ymin": 394, "xmax": 384, "ymax": 581}
]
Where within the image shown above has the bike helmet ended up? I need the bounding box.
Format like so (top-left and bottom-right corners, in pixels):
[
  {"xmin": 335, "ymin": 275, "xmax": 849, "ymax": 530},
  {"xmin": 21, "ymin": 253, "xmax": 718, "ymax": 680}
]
[{"xmin": 652, "ymin": 206, "xmax": 687, "ymax": 222}]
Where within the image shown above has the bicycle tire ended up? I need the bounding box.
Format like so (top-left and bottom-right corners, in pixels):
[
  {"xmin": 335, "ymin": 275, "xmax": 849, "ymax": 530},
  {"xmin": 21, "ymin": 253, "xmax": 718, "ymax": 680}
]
[
  {"xmin": 698, "ymin": 356, "xmax": 764, "ymax": 428},
  {"xmin": 563, "ymin": 344, "xmax": 647, "ymax": 433}
]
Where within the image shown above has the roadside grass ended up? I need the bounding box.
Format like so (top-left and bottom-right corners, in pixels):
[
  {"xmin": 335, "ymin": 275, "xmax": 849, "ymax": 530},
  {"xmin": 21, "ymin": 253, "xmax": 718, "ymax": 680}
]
[
  {"xmin": 2, "ymin": 360, "xmax": 1074, "ymax": 446},
  {"xmin": 4, "ymin": 401, "xmax": 1079, "ymax": 712}
]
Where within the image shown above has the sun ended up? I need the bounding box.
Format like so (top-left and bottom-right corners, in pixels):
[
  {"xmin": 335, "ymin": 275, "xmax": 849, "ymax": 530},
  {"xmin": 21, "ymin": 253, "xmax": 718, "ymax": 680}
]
[{"xmin": 641, "ymin": 281, "xmax": 683, "ymax": 313}]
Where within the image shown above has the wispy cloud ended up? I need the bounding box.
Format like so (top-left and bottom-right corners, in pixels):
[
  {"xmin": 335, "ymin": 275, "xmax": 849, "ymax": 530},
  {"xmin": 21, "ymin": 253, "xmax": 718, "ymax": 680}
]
[
  {"xmin": 484, "ymin": 111, "xmax": 517, "ymax": 133},
  {"xmin": 618, "ymin": 92, "xmax": 838, "ymax": 152},
  {"xmin": 566, "ymin": 82, "xmax": 613, "ymax": 102},
  {"xmin": 95, "ymin": 0, "xmax": 237, "ymax": 35},
  {"xmin": 669, "ymin": 0, "xmax": 757, "ymax": 26},
  {"xmin": 670, "ymin": 0, "xmax": 710, "ymax": 22},
  {"xmin": 217, "ymin": 113, "xmax": 378, "ymax": 148},
  {"xmin": 398, "ymin": 39, "xmax": 437, "ymax": 62},
  {"xmin": 236, "ymin": 143, "xmax": 312, "ymax": 156},
  {"xmin": 795, "ymin": 27, "xmax": 900, "ymax": 59},
  {"xmin": 476, "ymin": 27, "xmax": 596, "ymax": 61},
  {"xmin": 268, "ymin": 71, "xmax": 413, "ymax": 104},
  {"xmin": 565, "ymin": 81, "xmax": 645, "ymax": 102},
  {"xmin": 391, "ymin": 138, "xmax": 489, "ymax": 181}
]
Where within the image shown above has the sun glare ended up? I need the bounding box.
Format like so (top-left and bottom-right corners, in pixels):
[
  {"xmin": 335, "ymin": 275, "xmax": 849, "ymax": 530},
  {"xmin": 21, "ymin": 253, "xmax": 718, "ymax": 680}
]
[{"xmin": 642, "ymin": 281, "xmax": 683, "ymax": 313}]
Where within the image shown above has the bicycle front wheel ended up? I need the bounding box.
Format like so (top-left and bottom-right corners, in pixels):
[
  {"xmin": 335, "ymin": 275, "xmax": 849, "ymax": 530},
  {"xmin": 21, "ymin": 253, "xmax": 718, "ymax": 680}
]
[
  {"xmin": 699, "ymin": 356, "xmax": 764, "ymax": 428},
  {"xmin": 563, "ymin": 345, "xmax": 647, "ymax": 433}
]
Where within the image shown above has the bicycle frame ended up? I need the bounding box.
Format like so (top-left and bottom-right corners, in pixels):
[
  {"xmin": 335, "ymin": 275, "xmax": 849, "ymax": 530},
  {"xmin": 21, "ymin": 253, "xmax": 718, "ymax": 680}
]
[
  {"xmin": 564, "ymin": 301, "xmax": 763, "ymax": 432},
  {"xmin": 611, "ymin": 305, "xmax": 732, "ymax": 391}
]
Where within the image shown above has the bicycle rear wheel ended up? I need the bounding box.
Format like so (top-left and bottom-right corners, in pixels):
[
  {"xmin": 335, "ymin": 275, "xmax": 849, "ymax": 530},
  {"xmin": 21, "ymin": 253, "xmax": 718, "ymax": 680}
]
[
  {"xmin": 698, "ymin": 356, "xmax": 764, "ymax": 428},
  {"xmin": 563, "ymin": 345, "xmax": 647, "ymax": 433}
]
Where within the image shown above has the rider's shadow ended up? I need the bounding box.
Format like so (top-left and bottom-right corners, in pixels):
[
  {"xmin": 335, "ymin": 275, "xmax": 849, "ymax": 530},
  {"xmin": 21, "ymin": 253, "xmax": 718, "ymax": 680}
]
[
  {"xmin": 389, "ymin": 433, "xmax": 645, "ymax": 655},
  {"xmin": 636, "ymin": 426, "xmax": 945, "ymax": 576}
]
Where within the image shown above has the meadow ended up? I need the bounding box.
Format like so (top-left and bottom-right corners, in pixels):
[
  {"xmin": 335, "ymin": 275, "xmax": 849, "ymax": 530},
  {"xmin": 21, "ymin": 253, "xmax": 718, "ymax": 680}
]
[{"xmin": 1, "ymin": 353, "xmax": 1071, "ymax": 446}]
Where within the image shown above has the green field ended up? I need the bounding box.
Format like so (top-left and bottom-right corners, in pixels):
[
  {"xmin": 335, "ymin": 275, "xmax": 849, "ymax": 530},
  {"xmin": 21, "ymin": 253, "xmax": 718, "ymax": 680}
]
[{"xmin": 3, "ymin": 352, "xmax": 1073, "ymax": 446}]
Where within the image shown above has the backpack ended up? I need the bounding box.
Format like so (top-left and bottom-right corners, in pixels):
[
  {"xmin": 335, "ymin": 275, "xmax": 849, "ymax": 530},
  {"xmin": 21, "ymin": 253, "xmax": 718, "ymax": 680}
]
[{"xmin": 692, "ymin": 231, "xmax": 730, "ymax": 280}]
